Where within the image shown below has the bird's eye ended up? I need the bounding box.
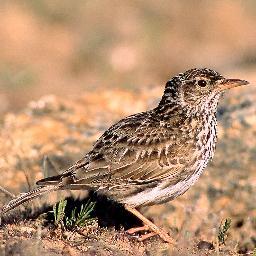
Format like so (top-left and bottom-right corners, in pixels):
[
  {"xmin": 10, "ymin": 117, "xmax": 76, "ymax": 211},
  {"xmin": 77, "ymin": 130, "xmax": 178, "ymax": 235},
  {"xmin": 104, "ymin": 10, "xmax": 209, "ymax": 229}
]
[{"xmin": 197, "ymin": 80, "xmax": 207, "ymax": 87}]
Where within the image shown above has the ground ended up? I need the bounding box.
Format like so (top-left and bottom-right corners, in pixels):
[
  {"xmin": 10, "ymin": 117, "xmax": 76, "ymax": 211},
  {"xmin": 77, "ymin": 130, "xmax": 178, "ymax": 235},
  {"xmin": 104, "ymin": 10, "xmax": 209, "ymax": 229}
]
[{"xmin": 0, "ymin": 85, "xmax": 256, "ymax": 255}]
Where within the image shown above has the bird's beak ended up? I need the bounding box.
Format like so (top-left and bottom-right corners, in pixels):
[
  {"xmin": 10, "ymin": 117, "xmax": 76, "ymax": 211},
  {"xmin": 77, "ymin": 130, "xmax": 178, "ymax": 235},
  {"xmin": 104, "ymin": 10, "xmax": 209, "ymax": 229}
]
[{"xmin": 216, "ymin": 78, "xmax": 249, "ymax": 92}]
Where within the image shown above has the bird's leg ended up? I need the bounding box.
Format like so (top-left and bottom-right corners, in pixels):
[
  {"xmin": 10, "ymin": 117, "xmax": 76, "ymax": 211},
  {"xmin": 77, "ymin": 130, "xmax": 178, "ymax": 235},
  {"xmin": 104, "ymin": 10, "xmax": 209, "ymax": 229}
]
[
  {"xmin": 126, "ymin": 225, "xmax": 149, "ymax": 234},
  {"xmin": 125, "ymin": 205, "xmax": 176, "ymax": 244}
]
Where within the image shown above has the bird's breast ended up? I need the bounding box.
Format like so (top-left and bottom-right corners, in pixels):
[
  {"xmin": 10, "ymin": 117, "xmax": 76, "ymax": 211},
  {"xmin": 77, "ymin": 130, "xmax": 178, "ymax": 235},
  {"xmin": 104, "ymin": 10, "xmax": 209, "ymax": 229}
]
[{"xmin": 123, "ymin": 115, "xmax": 218, "ymax": 207}]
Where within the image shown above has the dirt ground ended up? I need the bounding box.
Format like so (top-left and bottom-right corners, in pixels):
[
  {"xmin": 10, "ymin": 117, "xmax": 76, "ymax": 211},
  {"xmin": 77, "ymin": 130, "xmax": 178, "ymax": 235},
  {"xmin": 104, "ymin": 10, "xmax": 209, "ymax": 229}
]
[{"xmin": 0, "ymin": 83, "xmax": 255, "ymax": 255}]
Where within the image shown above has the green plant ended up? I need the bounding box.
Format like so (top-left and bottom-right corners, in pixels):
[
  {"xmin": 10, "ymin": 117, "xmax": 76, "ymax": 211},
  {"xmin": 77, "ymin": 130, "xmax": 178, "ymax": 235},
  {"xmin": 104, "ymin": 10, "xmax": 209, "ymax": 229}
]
[
  {"xmin": 218, "ymin": 218, "xmax": 232, "ymax": 245},
  {"xmin": 65, "ymin": 200, "xmax": 96, "ymax": 228},
  {"xmin": 53, "ymin": 199, "xmax": 95, "ymax": 228},
  {"xmin": 53, "ymin": 199, "xmax": 67, "ymax": 226}
]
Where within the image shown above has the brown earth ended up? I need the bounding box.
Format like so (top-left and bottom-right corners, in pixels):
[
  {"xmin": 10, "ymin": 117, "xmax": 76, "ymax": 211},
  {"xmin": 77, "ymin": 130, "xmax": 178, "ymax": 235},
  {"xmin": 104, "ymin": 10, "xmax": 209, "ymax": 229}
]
[{"xmin": 0, "ymin": 83, "xmax": 255, "ymax": 255}]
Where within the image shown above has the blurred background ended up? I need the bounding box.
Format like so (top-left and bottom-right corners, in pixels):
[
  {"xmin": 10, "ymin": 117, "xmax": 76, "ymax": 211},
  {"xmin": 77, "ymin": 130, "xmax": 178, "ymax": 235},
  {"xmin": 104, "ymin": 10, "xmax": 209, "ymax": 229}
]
[
  {"xmin": 0, "ymin": 0, "xmax": 255, "ymax": 115},
  {"xmin": 1, "ymin": 1, "xmax": 256, "ymax": 254}
]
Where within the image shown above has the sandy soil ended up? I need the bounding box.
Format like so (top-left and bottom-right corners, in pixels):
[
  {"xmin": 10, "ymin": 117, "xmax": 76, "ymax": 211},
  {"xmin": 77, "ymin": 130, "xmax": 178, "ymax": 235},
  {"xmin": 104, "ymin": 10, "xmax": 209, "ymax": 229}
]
[{"xmin": 0, "ymin": 85, "xmax": 255, "ymax": 255}]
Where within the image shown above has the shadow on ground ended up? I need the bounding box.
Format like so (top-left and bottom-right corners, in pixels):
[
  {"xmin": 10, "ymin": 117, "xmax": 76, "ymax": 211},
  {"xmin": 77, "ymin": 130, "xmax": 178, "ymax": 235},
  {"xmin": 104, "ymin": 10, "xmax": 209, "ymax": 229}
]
[{"xmin": 1, "ymin": 192, "xmax": 142, "ymax": 231}]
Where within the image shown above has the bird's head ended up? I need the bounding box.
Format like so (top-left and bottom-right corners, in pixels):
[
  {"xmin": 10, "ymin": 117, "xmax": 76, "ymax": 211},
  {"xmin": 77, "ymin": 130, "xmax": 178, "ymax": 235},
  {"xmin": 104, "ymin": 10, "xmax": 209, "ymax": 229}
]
[{"xmin": 159, "ymin": 68, "xmax": 249, "ymax": 114}]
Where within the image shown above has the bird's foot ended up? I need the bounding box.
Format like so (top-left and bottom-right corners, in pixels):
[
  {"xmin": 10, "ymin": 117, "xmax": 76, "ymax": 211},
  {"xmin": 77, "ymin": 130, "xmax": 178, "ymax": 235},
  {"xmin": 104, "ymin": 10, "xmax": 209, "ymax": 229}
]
[
  {"xmin": 126, "ymin": 225, "xmax": 149, "ymax": 234},
  {"xmin": 126, "ymin": 224, "xmax": 175, "ymax": 244},
  {"xmin": 125, "ymin": 205, "xmax": 176, "ymax": 244}
]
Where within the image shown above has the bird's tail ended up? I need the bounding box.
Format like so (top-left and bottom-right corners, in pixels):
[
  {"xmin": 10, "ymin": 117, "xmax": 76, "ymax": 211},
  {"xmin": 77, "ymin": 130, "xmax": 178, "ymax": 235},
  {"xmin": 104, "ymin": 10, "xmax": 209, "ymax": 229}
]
[{"xmin": 1, "ymin": 185, "xmax": 58, "ymax": 215}]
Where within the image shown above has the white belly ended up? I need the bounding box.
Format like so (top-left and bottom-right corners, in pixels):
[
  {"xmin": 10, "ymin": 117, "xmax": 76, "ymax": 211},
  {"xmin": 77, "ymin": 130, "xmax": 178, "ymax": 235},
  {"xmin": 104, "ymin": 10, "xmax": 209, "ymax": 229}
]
[{"xmin": 123, "ymin": 159, "xmax": 205, "ymax": 207}]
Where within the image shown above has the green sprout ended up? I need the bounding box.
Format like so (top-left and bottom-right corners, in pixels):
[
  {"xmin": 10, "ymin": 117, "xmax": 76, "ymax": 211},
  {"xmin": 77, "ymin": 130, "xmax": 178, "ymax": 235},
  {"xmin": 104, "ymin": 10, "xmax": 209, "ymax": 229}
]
[
  {"xmin": 53, "ymin": 199, "xmax": 95, "ymax": 228},
  {"xmin": 65, "ymin": 200, "xmax": 96, "ymax": 228},
  {"xmin": 218, "ymin": 218, "xmax": 232, "ymax": 245},
  {"xmin": 53, "ymin": 199, "xmax": 67, "ymax": 226}
]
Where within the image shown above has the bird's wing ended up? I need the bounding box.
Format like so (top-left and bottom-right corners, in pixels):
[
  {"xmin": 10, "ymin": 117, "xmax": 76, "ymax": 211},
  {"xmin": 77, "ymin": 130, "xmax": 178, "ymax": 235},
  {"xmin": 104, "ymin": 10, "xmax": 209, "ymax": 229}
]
[{"xmin": 37, "ymin": 112, "xmax": 195, "ymax": 187}]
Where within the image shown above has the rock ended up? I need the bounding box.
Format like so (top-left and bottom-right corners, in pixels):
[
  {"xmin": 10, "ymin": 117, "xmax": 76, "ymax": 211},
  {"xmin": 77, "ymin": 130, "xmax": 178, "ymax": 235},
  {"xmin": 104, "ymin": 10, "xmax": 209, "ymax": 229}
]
[{"xmin": 197, "ymin": 240, "xmax": 214, "ymax": 250}]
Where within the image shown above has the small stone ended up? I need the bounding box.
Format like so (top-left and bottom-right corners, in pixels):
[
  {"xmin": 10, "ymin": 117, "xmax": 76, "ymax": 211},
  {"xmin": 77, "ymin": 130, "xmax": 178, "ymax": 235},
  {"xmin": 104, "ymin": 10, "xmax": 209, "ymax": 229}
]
[{"xmin": 197, "ymin": 240, "xmax": 214, "ymax": 250}]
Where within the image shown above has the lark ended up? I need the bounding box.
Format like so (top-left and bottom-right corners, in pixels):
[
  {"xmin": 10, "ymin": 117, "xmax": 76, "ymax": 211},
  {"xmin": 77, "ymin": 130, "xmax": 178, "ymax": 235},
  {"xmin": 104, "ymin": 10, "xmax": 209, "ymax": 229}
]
[{"xmin": 1, "ymin": 68, "xmax": 249, "ymax": 243}]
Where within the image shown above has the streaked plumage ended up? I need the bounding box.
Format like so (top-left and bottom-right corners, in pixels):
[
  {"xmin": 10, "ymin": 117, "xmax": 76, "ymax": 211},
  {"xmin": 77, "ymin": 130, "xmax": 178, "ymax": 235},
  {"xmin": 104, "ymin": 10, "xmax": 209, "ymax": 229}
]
[{"xmin": 1, "ymin": 68, "xmax": 249, "ymax": 243}]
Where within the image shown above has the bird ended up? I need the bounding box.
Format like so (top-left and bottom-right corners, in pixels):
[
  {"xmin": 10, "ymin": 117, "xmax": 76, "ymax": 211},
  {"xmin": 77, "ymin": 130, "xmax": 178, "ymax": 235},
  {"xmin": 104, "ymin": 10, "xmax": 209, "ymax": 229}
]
[{"xmin": 0, "ymin": 68, "xmax": 249, "ymax": 244}]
